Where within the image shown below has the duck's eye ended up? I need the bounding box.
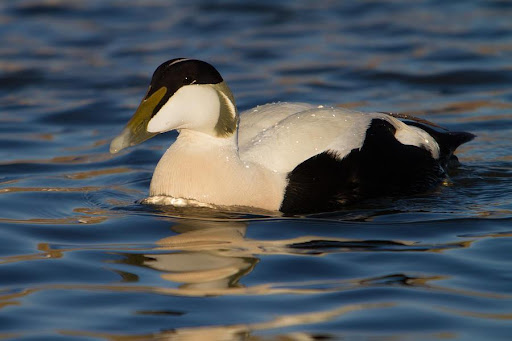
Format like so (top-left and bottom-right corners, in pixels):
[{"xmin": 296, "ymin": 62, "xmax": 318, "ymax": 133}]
[{"xmin": 183, "ymin": 76, "xmax": 193, "ymax": 85}]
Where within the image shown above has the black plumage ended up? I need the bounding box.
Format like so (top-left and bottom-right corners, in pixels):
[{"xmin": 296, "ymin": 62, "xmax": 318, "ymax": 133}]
[{"xmin": 281, "ymin": 119, "xmax": 474, "ymax": 214}]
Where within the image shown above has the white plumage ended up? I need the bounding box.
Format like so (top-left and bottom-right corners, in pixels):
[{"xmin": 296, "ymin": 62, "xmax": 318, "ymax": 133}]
[{"xmin": 238, "ymin": 102, "xmax": 440, "ymax": 173}]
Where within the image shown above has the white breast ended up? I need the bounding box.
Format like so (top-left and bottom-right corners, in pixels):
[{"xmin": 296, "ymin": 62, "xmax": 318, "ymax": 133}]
[{"xmin": 149, "ymin": 130, "xmax": 287, "ymax": 211}]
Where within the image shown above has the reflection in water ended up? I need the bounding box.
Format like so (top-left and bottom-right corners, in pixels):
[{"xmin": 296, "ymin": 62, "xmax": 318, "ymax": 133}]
[
  {"xmin": 0, "ymin": 217, "xmax": 483, "ymax": 294},
  {"xmin": 153, "ymin": 220, "xmax": 254, "ymax": 291},
  {"xmin": 112, "ymin": 218, "xmax": 435, "ymax": 296},
  {"xmin": 61, "ymin": 303, "xmax": 392, "ymax": 341},
  {"xmin": 1, "ymin": 216, "xmax": 511, "ymax": 340},
  {"xmin": 115, "ymin": 220, "xmax": 256, "ymax": 291}
]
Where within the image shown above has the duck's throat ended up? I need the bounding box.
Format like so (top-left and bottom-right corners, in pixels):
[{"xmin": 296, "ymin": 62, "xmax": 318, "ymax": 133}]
[{"xmin": 149, "ymin": 131, "xmax": 240, "ymax": 201}]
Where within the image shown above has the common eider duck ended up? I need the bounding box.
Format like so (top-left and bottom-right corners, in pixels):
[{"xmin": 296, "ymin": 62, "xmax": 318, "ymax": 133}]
[{"xmin": 110, "ymin": 58, "xmax": 475, "ymax": 214}]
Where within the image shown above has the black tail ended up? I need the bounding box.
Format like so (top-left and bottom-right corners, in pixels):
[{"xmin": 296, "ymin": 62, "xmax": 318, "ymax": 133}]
[{"xmin": 404, "ymin": 121, "xmax": 475, "ymax": 165}]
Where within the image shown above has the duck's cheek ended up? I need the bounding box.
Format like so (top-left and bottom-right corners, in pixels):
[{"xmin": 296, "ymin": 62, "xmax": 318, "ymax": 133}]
[
  {"xmin": 148, "ymin": 85, "xmax": 221, "ymax": 134},
  {"xmin": 147, "ymin": 111, "xmax": 187, "ymax": 133}
]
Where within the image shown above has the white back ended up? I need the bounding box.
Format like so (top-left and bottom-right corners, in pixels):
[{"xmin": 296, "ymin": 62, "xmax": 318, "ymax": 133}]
[
  {"xmin": 238, "ymin": 104, "xmax": 440, "ymax": 173},
  {"xmin": 239, "ymin": 105, "xmax": 373, "ymax": 173}
]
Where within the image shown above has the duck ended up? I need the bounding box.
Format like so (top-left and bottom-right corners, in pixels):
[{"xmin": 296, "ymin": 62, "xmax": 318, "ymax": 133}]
[{"xmin": 110, "ymin": 58, "xmax": 475, "ymax": 214}]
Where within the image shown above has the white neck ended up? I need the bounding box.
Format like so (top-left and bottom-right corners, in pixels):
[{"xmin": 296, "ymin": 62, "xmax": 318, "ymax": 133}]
[{"xmin": 149, "ymin": 129, "xmax": 286, "ymax": 211}]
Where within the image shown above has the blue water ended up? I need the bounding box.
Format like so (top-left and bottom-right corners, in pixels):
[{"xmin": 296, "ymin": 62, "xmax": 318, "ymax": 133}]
[{"xmin": 1, "ymin": 0, "xmax": 512, "ymax": 340}]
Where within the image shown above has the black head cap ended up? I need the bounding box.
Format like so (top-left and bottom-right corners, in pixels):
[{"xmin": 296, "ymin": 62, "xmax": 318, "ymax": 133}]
[
  {"xmin": 144, "ymin": 58, "xmax": 223, "ymax": 117},
  {"xmin": 147, "ymin": 58, "xmax": 223, "ymax": 97}
]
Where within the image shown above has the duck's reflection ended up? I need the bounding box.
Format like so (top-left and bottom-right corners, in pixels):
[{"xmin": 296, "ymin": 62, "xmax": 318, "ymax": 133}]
[
  {"xmin": 62, "ymin": 302, "xmax": 392, "ymax": 341},
  {"xmin": 147, "ymin": 220, "xmax": 256, "ymax": 290},
  {"xmin": 110, "ymin": 216, "xmax": 470, "ymax": 296},
  {"xmin": 116, "ymin": 219, "xmax": 255, "ymax": 291},
  {"xmin": 8, "ymin": 214, "xmax": 472, "ymax": 298}
]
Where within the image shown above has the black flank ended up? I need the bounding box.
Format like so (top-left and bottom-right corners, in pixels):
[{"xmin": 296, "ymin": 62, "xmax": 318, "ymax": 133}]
[{"xmin": 280, "ymin": 119, "xmax": 450, "ymax": 214}]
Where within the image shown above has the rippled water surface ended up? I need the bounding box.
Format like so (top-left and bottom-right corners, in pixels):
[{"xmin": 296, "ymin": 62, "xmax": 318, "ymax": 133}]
[{"xmin": 1, "ymin": 1, "xmax": 512, "ymax": 340}]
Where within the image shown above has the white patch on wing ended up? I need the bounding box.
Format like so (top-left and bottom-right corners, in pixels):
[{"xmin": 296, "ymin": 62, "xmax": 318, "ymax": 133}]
[{"xmin": 389, "ymin": 119, "xmax": 440, "ymax": 159}]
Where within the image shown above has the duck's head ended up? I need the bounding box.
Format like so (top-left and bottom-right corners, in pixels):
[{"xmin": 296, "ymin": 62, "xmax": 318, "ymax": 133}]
[{"xmin": 110, "ymin": 58, "xmax": 237, "ymax": 154}]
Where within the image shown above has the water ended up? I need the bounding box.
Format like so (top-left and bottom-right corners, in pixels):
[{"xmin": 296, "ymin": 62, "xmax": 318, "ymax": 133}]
[{"xmin": 1, "ymin": 0, "xmax": 512, "ymax": 339}]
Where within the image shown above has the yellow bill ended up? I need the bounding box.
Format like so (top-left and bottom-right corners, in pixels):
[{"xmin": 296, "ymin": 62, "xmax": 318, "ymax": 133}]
[{"xmin": 110, "ymin": 87, "xmax": 167, "ymax": 154}]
